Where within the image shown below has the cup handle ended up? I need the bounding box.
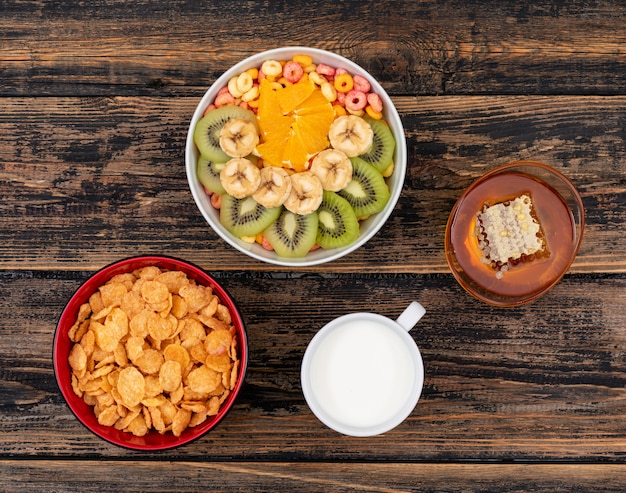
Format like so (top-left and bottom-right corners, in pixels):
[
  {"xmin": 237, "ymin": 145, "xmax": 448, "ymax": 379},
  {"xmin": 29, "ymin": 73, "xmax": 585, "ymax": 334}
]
[{"xmin": 395, "ymin": 301, "xmax": 426, "ymax": 332}]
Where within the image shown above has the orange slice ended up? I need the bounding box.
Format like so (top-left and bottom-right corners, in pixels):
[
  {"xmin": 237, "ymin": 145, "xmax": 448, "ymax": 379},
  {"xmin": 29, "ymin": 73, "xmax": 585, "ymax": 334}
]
[
  {"xmin": 293, "ymin": 90, "xmax": 335, "ymax": 154},
  {"xmin": 255, "ymin": 78, "xmax": 335, "ymax": 172},
  {"xmin": 255, "ymin": 138, "xmax": 287, "ymax": 169},
  {"xmin": 257, "ymin": 80, "xmax": 291, "ymax": 140},
  {"xmin": 278, "ymin": 79, "xmax": 316, "ymax": 114}
]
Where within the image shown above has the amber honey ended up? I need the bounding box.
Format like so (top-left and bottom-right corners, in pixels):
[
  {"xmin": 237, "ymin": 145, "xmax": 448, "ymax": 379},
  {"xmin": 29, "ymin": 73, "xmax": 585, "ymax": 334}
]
[{"xmin": 447, "ymin": 171, "xmax": 577, "ymax": 300}]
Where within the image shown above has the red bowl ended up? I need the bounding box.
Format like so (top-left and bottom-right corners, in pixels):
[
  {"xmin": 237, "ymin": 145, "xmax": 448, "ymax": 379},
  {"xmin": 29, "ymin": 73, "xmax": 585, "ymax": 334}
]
[{"xmin": 53, "ymin": 255, "xmax": 248, "ymax": 450}]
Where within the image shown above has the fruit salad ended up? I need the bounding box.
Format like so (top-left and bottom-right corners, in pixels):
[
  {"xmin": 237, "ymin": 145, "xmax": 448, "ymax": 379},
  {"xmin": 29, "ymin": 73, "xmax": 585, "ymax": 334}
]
[{"xmin": 193, "ymin": 54, "xmax": 396, "ymax": 258}]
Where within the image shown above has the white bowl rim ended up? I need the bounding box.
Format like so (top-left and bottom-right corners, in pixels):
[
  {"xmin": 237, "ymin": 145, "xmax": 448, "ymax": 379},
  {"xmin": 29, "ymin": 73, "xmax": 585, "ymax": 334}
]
[{"xmin": 185, "ymin": 46, "xmax": 407, "ymax": 267}]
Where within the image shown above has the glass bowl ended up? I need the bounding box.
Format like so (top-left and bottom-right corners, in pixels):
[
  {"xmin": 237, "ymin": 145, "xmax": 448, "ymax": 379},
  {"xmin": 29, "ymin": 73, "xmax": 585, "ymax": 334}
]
[{"xmin": 445, "ymin": 161, "xmax": 585, "ymax": 306}]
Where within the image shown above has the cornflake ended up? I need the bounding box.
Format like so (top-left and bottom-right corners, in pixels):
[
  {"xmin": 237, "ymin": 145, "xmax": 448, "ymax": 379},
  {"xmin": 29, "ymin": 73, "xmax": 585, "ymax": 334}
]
[
  {"xmin": 475, "ymin": 194, "xmax": 549, "ymax": 279},
  {"xmin": 67, "ymin": 266, "xmax": 240, "ymax": 437}
]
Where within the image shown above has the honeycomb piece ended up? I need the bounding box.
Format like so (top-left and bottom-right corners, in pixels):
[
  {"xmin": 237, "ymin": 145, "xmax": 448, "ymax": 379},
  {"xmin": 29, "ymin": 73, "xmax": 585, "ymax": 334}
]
[{"xmin": 475, "ymin": 194, "xmax": 548, "ymax": 278}]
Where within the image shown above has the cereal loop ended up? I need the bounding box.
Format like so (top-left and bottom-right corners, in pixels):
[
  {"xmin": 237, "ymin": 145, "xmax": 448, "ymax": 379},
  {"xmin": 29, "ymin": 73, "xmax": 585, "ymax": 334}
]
[
  {"xmin": 334, "ymin": 73, "xmax": 354, "ymax": 93},
  {"xmin": 292, "ymin": 54, "xmax": 313, "ymax": 66}
]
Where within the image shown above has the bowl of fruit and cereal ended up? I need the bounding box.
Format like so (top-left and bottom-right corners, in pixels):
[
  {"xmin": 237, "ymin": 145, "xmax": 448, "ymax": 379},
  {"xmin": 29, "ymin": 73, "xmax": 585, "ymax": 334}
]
[
  {"xmin": 185, "ymin": 47, "xmax": 407, "ymax": 266},
  {"xmin": 53, "ymin": 255, "xmax": 247, "ymax": 450}
]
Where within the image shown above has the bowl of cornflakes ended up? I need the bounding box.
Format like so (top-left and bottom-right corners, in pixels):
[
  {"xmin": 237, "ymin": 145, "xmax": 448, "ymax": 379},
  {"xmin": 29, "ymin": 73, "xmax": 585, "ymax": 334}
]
[
  {"xmin": 185, "ymin": 46, "xmax": 407, "ymax": 266},
  {"xmin": 53, "ymin": 255, "xmax": 247, "ymax": 450}
]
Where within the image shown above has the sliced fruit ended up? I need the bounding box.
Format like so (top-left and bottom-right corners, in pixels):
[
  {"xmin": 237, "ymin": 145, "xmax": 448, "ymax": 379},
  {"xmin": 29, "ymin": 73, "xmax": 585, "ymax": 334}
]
[
  {"xmin": 255, "ymin": 80, "xmax": 296, "ymax": 168},
  {"xmin": 219, "ymin": 158, "xmax": 262, "ymax": 198},
  {"xmin": 252, "ymin": 166, "xmax": 292, "ymax": 208},
  {"xmin": 316, "ymin": 190, "xmax": 360, "ymax": 249},
  {"xmin": 284, "ymin": 171, "xmax": 324, "ymax": 215},
  {"xmin": 282, "ymin": 129, "xmax": 309, "ymax": 170},
  {"xmin": 219, "ymin": 118, "xmax": 260, "ymax": 158},
  {"xmin": 338, "ymin": 157, "xmax": 390, "ymax": 218},
  {"xmin": 278, "ymin": 78, "xmax": 316, "ymax": 114},
  {"xmin": 328, "ymin": 114, "xmax": 373, "ymax": 157},
  {"xmin": 310, "ymin": 149, "xmax": 353, "ymax": 191},
  {"xmin": 194, "ymin": 106, "xmax": 259, "ymax": 163},
  {"xmin": 255, "ymin": 79, "xmax": 334, "ymax": 172},
  {"xmin": 358, "ymin": 117, "xmax": 395, "ymax": 173},
  {"xmin": 264, "ymin": 209, "xmax": 319, "ymax": 258},
  {"xmin": 257, "ymin": 79, "xmax": 292, "ymax": 140},
  {"xmin": 291, "ymin": 89, "xmax": 335, "ymax": 157},
  {"xmin": 197, "ymin": 156, "xmax": 226, "ymax": 194},
  {"xmin": 220, "ymin": 194, "xmax": 282, "ymax": 238}
]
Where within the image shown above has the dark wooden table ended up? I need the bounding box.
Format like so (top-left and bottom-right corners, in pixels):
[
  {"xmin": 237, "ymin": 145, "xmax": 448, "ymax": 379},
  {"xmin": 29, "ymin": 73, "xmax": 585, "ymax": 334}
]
[{"xmin": 2, "ymin": 1, "xmax": 626, "ymax": 491}]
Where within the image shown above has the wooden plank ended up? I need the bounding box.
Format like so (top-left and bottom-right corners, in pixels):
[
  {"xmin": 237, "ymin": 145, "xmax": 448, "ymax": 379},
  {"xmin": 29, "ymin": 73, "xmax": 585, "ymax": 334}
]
[
  {"xmin": 2, "ymin": 271, "xmax": 626, "ymax": 460},
  {"xmin": 3, "ymin": 0, "xmax": 626, "ymax": 487},
  {"xmin": 0, "ymin": 96, "xmax": 623, "ymax": 272},
  {"xmin": 4, "ymin": 461, "xmax": 626, "ymax": 492},
  {"xmin": 1, "ymin": 1, "xmax": 626, "ymax": 96}
]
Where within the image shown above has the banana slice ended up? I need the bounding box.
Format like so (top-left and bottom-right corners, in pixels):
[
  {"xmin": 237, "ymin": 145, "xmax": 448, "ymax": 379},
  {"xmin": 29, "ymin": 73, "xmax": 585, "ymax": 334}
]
[
  {"xmin": 310, "ymin": 149, "xmax": 353, "ymax": 191},
  {"xmin": 328, "ymin": 114, "xmax": 374, "ymax": 157},
  {"xmin": 219, "ymin": 118, "xmax": 260, "ymax": 158},
  {"xmin": 252, "ymin": 166, "xmax": 292, "ymax": 208},
  {"xmin": 219, "ymin": 158, "xmax": 262, "ymax": 198},
  {"xmin": 284, "ymin": 171, "xmax": 324, "ymax": 215}
]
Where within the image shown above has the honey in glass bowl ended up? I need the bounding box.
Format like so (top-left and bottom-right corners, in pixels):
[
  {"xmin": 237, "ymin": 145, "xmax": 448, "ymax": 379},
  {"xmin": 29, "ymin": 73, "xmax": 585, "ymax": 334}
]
[{"xmin": 445, "ymin": 161, "xmax": 584, "ymax": 306}]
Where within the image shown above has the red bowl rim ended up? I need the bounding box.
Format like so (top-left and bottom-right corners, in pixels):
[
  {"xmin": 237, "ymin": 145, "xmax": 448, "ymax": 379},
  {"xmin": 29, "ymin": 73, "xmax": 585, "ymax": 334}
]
[{"xmin": 53, "ymin": 255, "xmax": 248, "ymax": 450}]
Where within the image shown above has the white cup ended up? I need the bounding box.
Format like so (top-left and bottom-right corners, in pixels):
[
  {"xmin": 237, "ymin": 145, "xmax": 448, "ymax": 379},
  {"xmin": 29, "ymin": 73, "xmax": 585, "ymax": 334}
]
[{"xmin": 301, "ymin": 301, "xmax": 426, "ymax": 437}]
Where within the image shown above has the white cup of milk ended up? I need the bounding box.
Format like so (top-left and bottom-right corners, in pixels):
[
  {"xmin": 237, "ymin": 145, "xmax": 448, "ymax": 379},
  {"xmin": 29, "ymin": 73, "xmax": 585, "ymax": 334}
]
[{"xmin": 301, "ymin": 301, "xmax": 426, "ymax": 437}]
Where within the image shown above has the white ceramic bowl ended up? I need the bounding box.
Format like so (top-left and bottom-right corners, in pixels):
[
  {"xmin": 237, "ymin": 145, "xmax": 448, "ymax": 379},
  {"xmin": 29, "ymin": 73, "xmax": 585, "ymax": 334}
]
[{"xmin": 185, "ymin": 47, "xmax": 407, "ymax": 267}]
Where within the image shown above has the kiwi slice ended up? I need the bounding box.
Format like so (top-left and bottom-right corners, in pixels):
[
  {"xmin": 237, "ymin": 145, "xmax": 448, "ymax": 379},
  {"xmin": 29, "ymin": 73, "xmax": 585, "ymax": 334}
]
[
  {"xmin": 316, "ymin": 191, "xmax": 360, "ymax": 249},
  {"xmin": 193, "ymin": 106, "xmax": 259, "ymax": 163},
  {"xmin": 338, "ymin": 157, "xmax": 390, "ymax": 218},
  {"xmin": 197, "ymin": 156, "xmax": 227, "ymax": 194},
  {"xmin": 264, "ymin": 209, "xmax": 319, "ymax": 258},
  {"xmin": 220, "ymin": 194, "xmax": 282, "ymax": 238},
  {"xmin": 358, "ymin": 117, "xmax": 395, "ymax": 173}
]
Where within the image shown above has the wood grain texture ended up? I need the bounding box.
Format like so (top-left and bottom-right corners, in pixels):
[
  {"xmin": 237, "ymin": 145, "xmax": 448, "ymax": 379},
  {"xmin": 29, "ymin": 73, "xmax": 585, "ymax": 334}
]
[
  {"xmin": 5, "ymin": 461, "xmax": 626, "ymax": 492},
  {"xmin": 0, "ymin": 95, "xmax": 623, "ymax": 272},
  {"xmin": 2, "ymin": 272, "xmax": 626, "ymax": 461},
  {"xmin": 1, "ymin": 1, "xmax": 626, "ymax": 97},
  {"xmin": 3, "ymin": 0, "xmax": 626, "ymax": 490}
]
